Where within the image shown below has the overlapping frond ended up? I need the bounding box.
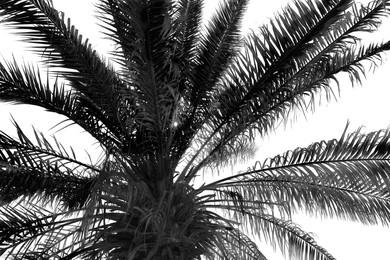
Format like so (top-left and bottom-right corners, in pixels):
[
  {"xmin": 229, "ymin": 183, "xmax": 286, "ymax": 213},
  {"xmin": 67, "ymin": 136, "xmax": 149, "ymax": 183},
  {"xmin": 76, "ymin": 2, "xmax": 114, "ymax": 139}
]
[
  {"xmin": 0, "ymin": 58, "xmax": 75, "ymax": 112},
  {"xmin": 207, "ymin": 126, "xmax": 390, "ymax": 227},
  {"xmin": 0, "ymin": 58, "xmax": 123, "ymax": 151},
  {"xmin": 0, "ymin": 0, "xmax": 127, "ymax": 145},
  {"xmin": 0, "ymin": 0, "xmax": 390, "ymax": 259},
  {"xmin": 188, "ymin": 0, "xmax": 390, "ymax": 173},
  {"xmin": 55, "ymin": 170, "xmax": 240, "ymax": 260},
  {"xmin": 98, "ymin": 0, "xmax": 192, "ymax": 158},
  {"xmin": 0, "ymin": 202, "xmax": 87, "ymax": 259},
  {"xmin": 201, "ymin": 187, "xmax": 336, "ymax": 260},
  {"xmin": 178, "ymin": 0, "xmax": 249, "ymax": 157},
  {"xmin": 200, "ymin": 190, "xmax": 335, "ymax": 260},
  {"xmin": 0, "ymin": 120, "xmax": 98, "ymax": 208},
  {"xmin": 182, "ymin": 0, "xmax": 353, "ymax": 172}
]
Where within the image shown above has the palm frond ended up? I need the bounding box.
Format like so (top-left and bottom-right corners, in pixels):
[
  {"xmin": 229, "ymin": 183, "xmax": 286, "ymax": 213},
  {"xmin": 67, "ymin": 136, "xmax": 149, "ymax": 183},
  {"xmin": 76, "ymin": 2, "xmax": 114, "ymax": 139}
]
[
  {"xmin": 174, "ymin": 0, "xmax": 250, "ymax": 171},
  {"xmin": 204, "ymin": 187, "xmax": 335, "ymax": 260},
  {"xmin": 0, "ymin": 58, "xmax": 74, "ymax": 111},
  {"xmin": 243, "ymin": 214, "xmax": 335, "ymax": 260},
  {"xmin": 0, "ymin": 0, "xmax": 127, "ymax": 141},
  {"xmin": 182, "ymin": 0, "xmax": 249, "ymax": 143},
  {"xmin": 207, "ymin": 125, "xmax": 390, "ymax": 226},
  {"xmin": 168, "ymin": 0, "xmax": 205, "ymax": 159},
  {"xmin": 201, "ymin": 190, "xmax": 335, "ymax": 260},
  {"xmin": 60, "ymin": 173, "xmax": 233, "ymax": 260},
  {"xmin": 196, "ymin": 40, "xmax": 390, "ymax": 171},
  {"xmin": 173, "ymin": 0, "xmax": 203, "ymax": 64},
  {"xmin": 98, "ymin": 0, "xmax": 193, "ymax": 157},
  {"xmin": 181, "ymin": 0, "xmax": 353, "ymax": 173},
  {"xmin": 0, "ymin": 121, "xmax": 98, "ymax": 208},
  {"xmin": 209, "ymin": 229, "xmax": 268, "ymax": 260},
  {"xmin": 186, "ymin": 0, "xmax": 390, "ymax": 173},
  {"xmin": 190, "ymin": 0, "xmax": 248, "ymax": 102},
  {"xmin": 0, "ymin": 58, "xmax": 124, "ymax": 151},
  {"xmin": 0, "ymin": 202, "xmax": 86, "ymax": 259},
  {"xmin": 0, "ymin": 0, "xmax": 390, "ymax": 259}
]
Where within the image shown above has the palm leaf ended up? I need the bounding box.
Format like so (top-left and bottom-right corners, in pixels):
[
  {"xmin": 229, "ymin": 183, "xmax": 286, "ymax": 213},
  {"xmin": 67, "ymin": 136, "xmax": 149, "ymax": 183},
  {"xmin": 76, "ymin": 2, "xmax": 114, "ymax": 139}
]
[
  {"xmin": 0, "ymin": 121, "xmax": 98, "ymax": 208},
  {"xmin": 207, "ymin": 125, "xmax": 390, "ymax": 225},
  {"xmin": 0, "ymin": 0, "xmax": 390, "ymax": 259},
  {"xmin": 0, "ymin": 202, "xmax": 86, "ymax": 259},
  {"xmin": 0, "ymin": 0, "xmax": 127, "ymax": 143},
  {"xmin": 209, "ymin": 229, "xmax": 268, "ymax": 260},
  {"xmin": 186, "ymin": 0, "xmax": 390, "ymax": 173},
  {"xmin": 0, "ymin": 57, "xmax": 124, "ymax": 151},
  {"xmin": 181, "ymin": 0, "xmax": 355, "ymax": 174},
  {"xmin": 245, "ymin": 214, "xmax": 336, "ymax": 260},
  {"xmin": 190, "ymin": 0, "xmax": 249, "ymax": 103}
]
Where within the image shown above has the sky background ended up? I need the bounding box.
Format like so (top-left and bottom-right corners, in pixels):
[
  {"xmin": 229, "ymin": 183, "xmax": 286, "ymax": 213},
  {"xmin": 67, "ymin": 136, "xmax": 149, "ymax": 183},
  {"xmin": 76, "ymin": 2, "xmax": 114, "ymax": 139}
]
[{"xmin": 1, "ymin": 0, "xmax": 390, "ymax": 259}]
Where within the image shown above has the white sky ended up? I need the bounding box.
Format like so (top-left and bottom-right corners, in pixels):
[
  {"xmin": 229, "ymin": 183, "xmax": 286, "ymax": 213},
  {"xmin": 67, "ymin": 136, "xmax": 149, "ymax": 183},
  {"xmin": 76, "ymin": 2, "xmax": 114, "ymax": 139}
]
[{"xmin": 0, "ymin": 0, "xmax": 390, "ymax": 259}]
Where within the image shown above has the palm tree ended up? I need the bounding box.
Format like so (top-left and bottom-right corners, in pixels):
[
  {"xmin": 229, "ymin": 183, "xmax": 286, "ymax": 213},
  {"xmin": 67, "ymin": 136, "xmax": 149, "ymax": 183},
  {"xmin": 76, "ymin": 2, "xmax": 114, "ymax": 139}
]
[{"xmin": 0, "ymin": 0, "xmax": 390, "ymax": 259}]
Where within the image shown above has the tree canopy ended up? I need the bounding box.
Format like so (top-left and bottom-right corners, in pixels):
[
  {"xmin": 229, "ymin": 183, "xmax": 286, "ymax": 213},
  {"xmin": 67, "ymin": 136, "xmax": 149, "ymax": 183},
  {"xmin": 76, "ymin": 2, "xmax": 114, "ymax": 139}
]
[{"xmin": 0, "ymin": 0, "xmax": 390, "ymax": 259}]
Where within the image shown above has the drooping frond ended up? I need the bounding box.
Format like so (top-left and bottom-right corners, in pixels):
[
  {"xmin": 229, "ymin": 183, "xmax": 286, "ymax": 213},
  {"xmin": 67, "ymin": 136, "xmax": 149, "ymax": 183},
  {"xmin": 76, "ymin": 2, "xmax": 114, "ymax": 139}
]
[
  {"xmin": 200, "ymin": 187, "xmax": 336, "ymax": 260},
  {"xmin": 208, "ymin": 229, "xmax": 268, "ymax": 260},
  {"xmin": 0, "ymin": 58, "xmax": 75, "ymax": 112},
  {"xmin": 207, "ymin": 125, "xmax": 390, "ymax": 226},
  {"xmin": 200, "ymin": 189, "xmax": 335, "ymax": 260},
  {"xmin": 0, "ymin": 202, "xmax": 87, "ymax": 259},
  {"xmin": 0, "ymin": 58, "xmax": 122, "ymax": 151},
  {"xmin": 0, "ymin": 121, "xmax": 98, "ymax": 208},
  {"xmin": 0, "ymin": 0, "xmax": 127, "ymax": 145},
  {"xmin": 241, "ymin": 214, "xmax": 335, "ymax": 260}
]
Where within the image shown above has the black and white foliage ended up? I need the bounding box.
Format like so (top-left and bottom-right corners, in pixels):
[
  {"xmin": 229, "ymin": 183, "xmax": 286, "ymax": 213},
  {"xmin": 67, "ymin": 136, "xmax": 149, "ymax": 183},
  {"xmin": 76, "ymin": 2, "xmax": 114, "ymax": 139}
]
[{"xmin": 0, "ymin": 0, "xmax": 389, "ymax": 259}]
